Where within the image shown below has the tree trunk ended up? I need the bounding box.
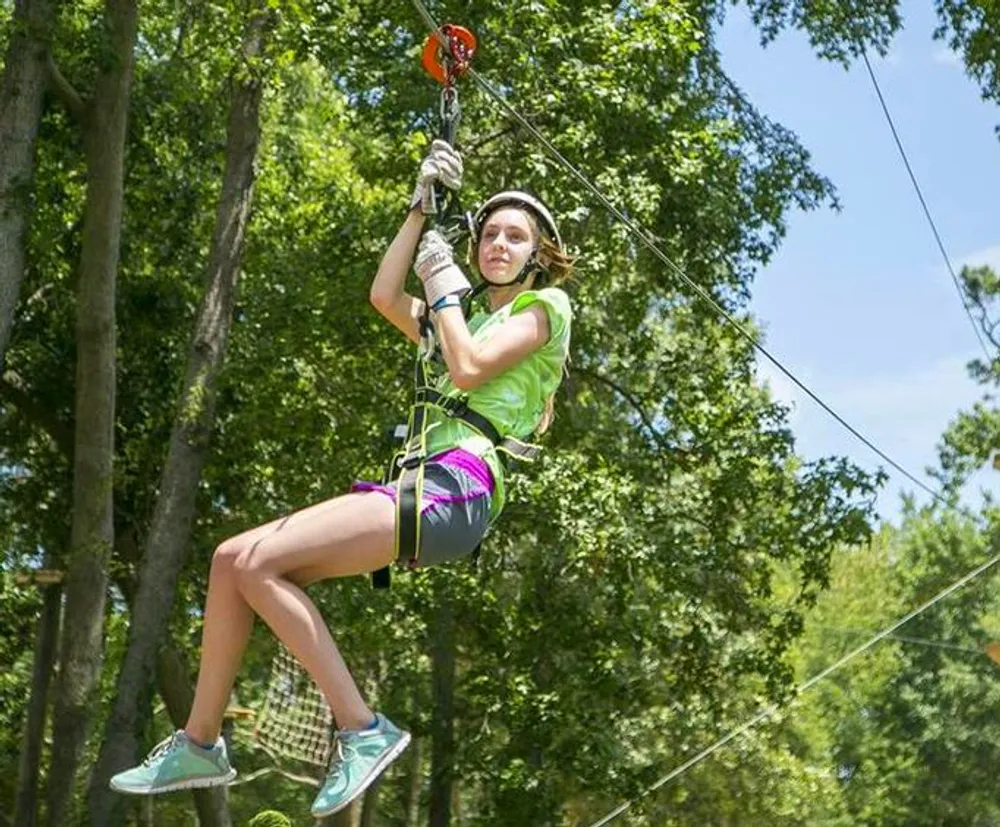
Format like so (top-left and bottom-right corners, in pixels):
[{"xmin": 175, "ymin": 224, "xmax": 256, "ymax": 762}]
[
  {"xmin": 452, "ymin": 781, "xmax": 462, "ymax": 825},
  {"xmin": 404, "ymin": 736, "xmax": 424, "ymax": 827},
  {"xmin": 85, "ymin": 6, "xmax": 270, "ymax": 824},
  {"xmin": 429, "ymin": 596, "xmax": 456, "ymax": 827},
  {"xmin": 330, "ymin": 801, "xmax": 359, "ymax": 827},
  {"xmin": 13, "ymin": 577, "xmax": 63, "ymax": 827},
  {"xmin": 110, "ymin": 526, "xmax": 233, "ymax": 827},
  {"xmin": 359, "ymin": 777, "xmax": 380, "ymax": 827},
  {"xmin": 0, "ymin": 0, "xmax": 55, "ymax": 369},
  {"xmin": 44, "ymin": 1, "xmax": 137, "ymax": 823}
]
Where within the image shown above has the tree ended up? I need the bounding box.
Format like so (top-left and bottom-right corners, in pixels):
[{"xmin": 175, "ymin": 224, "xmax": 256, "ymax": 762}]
[
  {"xmin": 774, "ymin": 512, "xmax": 1000, "ymax": 825},
  {"xmin": 86, "ymin": 4, "xmax": 273, "ymax": 824},
  {"xmin": 0, "ymin": 0, "xmax": 56, "ymax": 368},
  {"xmin": 936, "ymin": 265, "xmax": 1000, "ymax": 491},
  {"xmin": 13, "ymin": 571, "xmax": 62, "ymax": 827},
  {"xmin": 44, "ymin": 1, "xmax": 138, "ymax": 823}
]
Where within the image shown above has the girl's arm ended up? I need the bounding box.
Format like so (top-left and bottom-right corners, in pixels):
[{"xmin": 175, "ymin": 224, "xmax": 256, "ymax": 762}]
[
  {"xmin": 371, "ymin": 220, "xmax": 550, "ymax": 390},
  {"xmin": 433, "ymin": 302, "xmax": 550, "ymax": 392},
  {"xmin": 370, "ymin": 141, "xmax": 464, "ymax": 345},
  {"xmin": 369, "ymin": 209, "xmax": 428, "ymax": 346}
]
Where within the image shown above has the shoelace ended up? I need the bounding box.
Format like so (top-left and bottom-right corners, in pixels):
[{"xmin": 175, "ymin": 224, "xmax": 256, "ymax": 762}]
[
  {"xmin": 324, "ymin": 735, "xmax": 359, "ymax": 779},
  {"xmin": 143, "ymin": 732, "xmax": 182, "ymax": 767}
]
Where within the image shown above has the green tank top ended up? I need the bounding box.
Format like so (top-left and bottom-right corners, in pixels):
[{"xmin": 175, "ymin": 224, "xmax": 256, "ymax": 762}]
[{"xmin": 422, "ymin": 287, "xmax": 573, "ymax": 524}]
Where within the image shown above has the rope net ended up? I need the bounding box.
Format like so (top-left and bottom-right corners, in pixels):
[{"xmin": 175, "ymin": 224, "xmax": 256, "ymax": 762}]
[{"xmin": 253, "ymin": 642, "xmax": 334, "ymax": 768}]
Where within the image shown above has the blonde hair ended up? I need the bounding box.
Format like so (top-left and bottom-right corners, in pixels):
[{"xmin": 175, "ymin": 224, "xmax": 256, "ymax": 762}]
[
  {"xmin": 520, "ymin": 211, "xmax": 573, "ymax": 436},
  {"xmin": 522, "ymin": 212, "xmax": 575, "ymax": 287},
  {"xmin": 535, "ymin": 391, "xmax": 556, "ymax": 436}
]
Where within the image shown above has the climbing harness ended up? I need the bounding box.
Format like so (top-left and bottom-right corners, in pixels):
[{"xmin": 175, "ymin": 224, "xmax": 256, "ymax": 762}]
[{"xmin": 372, "ymin": 23, "xmax": 543, "ymax": 589}]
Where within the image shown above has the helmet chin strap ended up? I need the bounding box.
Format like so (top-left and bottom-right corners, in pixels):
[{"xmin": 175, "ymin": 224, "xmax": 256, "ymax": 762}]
[
  {"xmin": 462, "ymin": 253, "xmax": 541, "ymax": 311},
  {"xmin": 478, "ymin": 252, "xmax": 539, "ymax": 288}
]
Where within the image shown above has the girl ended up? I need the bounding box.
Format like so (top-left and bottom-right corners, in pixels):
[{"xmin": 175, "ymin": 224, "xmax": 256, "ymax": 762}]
[{"xmin": 110, "ymin": 140, "xmax": 573, "ymax": 818}]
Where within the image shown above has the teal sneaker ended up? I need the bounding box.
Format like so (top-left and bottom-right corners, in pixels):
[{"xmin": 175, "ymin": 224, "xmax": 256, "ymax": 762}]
[
  {"xmin": 311, "ymin": 713, "xmax": 411, "ymax": 817},
  {"xmin": 109, "ymin": 730, "xmax": 236, "ymax": 794}
]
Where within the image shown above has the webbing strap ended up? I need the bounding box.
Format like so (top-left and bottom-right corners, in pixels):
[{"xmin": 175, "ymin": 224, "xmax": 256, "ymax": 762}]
[
  {"xmin": 395, "ymin": 462, "xmax": 424, "ymax": 566},
  {"xmin": 371, "ymin": 340, "xmax": 435, "ymax": 589},
  {"xmin": 496, "ymin": 435, "xmax": 543, "ymax": 462},
  {"xmin": 418, "ymin": 388, "xmax": 543, "ymax": 461}
]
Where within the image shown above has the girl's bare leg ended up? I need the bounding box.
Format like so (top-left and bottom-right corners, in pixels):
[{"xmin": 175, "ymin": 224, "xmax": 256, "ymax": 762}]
[{"xmin": 185, "ymin": 491, "xmax": 396, "ymax": 743}]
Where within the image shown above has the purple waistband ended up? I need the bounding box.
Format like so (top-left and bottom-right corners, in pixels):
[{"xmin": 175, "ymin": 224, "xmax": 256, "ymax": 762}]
[
  {"xmin": 429, "ymin": 447, "xmax": 495, "ymax": 493},
  {"xmin": 349, "ymin": 448, "xmax": 495, "ymax": 513}
]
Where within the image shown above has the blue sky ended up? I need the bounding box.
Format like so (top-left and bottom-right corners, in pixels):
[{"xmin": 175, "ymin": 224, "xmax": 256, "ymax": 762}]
[{"xmin": 718, "ymin": 2, "xmax": 1000, "ymax": 522}]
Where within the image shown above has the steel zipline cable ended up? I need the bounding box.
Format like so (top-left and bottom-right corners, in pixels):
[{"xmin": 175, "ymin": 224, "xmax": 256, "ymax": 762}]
[{"xmin": 861, "ymin": 49, "xmax": 993, "ymax": 363}]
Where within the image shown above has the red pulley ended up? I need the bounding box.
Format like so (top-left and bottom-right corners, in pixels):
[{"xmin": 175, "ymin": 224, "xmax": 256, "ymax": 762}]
[{"xmin": 421, "ymin": 24, "xmax": 476, "ymax": 85}]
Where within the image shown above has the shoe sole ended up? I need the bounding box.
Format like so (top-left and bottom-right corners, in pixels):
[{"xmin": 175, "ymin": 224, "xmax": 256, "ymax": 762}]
[
  {"xmin": 312, "ymin": 731, "xmax": 412, "ymax": 817},
  {"xmin": 110, "ymin": 768, "xmax": 237, "ymax": 795}
]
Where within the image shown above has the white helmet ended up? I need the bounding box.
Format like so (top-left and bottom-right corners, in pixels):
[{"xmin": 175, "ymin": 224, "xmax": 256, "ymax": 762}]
[{"xmin": 473, "ymin": 190, "xmax": 563, "ymax": 251}]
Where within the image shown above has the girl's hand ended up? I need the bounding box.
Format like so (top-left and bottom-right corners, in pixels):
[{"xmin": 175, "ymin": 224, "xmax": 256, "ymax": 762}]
[
  {"xmin": 414, "ymin": 230, "xmax": 471, "ymax": 307},
  {"xmin": 410, "ymin": 140, "xmax": 463, "ymax": 211}
]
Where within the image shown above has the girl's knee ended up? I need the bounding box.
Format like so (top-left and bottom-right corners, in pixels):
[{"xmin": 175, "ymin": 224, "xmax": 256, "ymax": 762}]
[
  {"xmin": 230, "ymin": 539, "xmax": 271, "ymax": 592},
  {"xmin": 210, "ymin": 538, "xmax": 246, "ymax": 581}
]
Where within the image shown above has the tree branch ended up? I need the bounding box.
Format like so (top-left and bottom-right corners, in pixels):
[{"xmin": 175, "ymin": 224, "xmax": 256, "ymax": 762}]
[
  {"xmin": 464, "ymin": 111, "xmax": 549, "ymax": 155},
  {"xmin": 962, "ymin": 289, "xmax": 1000, "ymax": 354},
  {"xmin": 465, "ymin": 124, "xmax": 519, "ymax": 155},
  {"xmin": 169, "ymin": 5, "xmax": 192, "ymax": 64},
  {"xmin": 980, "ymin": 309, "xmax": 1000, "ymax": 352},
  {"xmin": 573, "ymin": 365, "xmax": 693, "ymax": 466},
  {"xmin": 0, "ymin": 371, "xmax": 74, "ymax": 456},
  {"xmin": 46, "ymin": 54, "xmax": 86, "ymax": 122}
]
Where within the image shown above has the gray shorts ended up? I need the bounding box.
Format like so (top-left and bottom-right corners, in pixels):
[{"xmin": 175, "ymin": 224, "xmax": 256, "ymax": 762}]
[{"xmin": 351, "ymin": 462, "xmax": 492, "ymax": 568}]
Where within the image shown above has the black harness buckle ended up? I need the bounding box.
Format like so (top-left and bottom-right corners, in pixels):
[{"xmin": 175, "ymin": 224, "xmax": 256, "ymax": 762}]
[
  {"xmin": 440, "ymin": 396, "xmax": 469, "ymax": 418},
  {"xmin": 400, "ymin": 451, "xmax": 425, "ymax": 470}
]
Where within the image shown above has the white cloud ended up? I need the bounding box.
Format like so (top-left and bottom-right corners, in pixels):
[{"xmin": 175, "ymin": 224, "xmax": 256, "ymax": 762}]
[
  {"xmin": 824, "ymin": 356, "xmax": 973, "ymax": 450},
  {"xmin": 884, "ymin": 49, "xmax": 904, "ymax": 67},
  {"xmin": 957, "ymin": 245, "xmax": 1000, "ymax": 273},
  {"xmin": 755, "ymin": 354, "xmax": 998, "ymax": 516},
  {"xmin": 757, "ymin": 356, "xmax": 981, "ymax": 442},
  {"xmin": 929, "ymin": 244, "xmax": 1000, "ymax": 301},
  {"xmin": 755, "ymin": 357, "xmax": 809, "ymax": 425},
  {"xmin": 932, "ymin": 47, "xmax": 961, "ymax": 67}
]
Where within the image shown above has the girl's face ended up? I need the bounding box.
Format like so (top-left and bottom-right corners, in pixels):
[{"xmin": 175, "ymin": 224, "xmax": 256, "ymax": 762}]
[{"xmin": 477, "ymin": 207, "xmax": 536, "ymax": 284}]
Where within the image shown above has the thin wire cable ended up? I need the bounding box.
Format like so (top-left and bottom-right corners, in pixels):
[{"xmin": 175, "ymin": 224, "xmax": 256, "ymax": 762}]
[
  {"xmin": 585, "ymin": 548, "xmax": 1000, "ymax": 827},
  {"xmin": 410, "ymin": 0, "xmax": 444, "ymax": 37},
  {"xmin": 861, "ymin": 50, "xmax": 992, "ymax": 362},
  {"xmin": 410, "ymin": 0, "xmax": 947, "ymax": 506},
  {"xmin": 815, "ymin": 624, "xmax": 988, "ymax": 655},
  {"xmin": 887, "ymin": 632, "xmax": 984, "ymax": 654}
]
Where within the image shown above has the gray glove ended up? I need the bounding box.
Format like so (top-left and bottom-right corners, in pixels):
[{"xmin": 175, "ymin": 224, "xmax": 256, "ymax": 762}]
[
  {"xmin": 414, "ymin": 230, "xmax": 471, "ymax": 307},
  {"xmin": 410, "ymin": 139, "xmax": 463, "ymax": 213}
]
